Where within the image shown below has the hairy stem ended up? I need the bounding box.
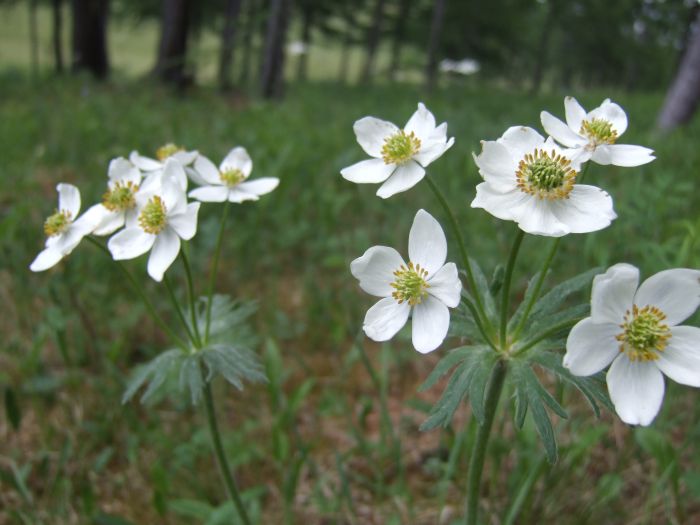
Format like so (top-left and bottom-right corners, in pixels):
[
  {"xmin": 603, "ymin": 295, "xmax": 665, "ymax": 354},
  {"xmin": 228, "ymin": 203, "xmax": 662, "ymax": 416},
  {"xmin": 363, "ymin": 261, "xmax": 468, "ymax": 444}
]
[
  {"xmin": 180, "ymin": 247, "xmax": 202, "ymax": 346},
  {"xmin": 500, "ymin": 229, "xmax": 525, "ymax": 347},
  {"xmin": 205, "ymin": 201, "xmax": 231, "ymax": 343}
]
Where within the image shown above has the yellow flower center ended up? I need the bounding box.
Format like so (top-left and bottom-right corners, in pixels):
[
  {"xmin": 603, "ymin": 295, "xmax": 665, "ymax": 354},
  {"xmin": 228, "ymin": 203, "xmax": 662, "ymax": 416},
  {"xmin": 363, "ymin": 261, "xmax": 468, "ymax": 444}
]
[
  {"xmin": 156, "ymin": 143, "xmax": 184, "ymax": 161},
  {"xmin": 381, "ymin": 130, "xmax": 421, "ymax": 165},
  {"xmin": 580, "ymin": 118, "xmax": 618, "ymax": 146},
  {"xmin": 138, "ymin": 196, "xmax": 168, "ymax": 234},
  {"xmin": 219, "ymin": 168, "xmax": 245, "ymax": 187},
  {"xmin": 616, "ymin": 305, "xmax": 671, "ymax": 362},
  {"xmin": 516, "ymin": 149, "xmax": 577, "ymax": 200},
  {"xmin": 391, "ymin": 262, "xmax": 430, "ymax": 306},
  {"xmin": 102, "ymin": 181, "xmax": 139, "ymax": 212},
  {"xmin": 43, "ymin": 210, "xmax": 72, "ymax": 237}
]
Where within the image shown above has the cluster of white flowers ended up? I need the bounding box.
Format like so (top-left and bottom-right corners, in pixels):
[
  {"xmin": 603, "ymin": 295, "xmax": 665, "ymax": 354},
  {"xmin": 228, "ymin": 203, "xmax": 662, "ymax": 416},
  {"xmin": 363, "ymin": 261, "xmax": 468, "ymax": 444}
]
[{"xmin": 30, "ymin": 144, "xmax": 279, "ymax": 281}]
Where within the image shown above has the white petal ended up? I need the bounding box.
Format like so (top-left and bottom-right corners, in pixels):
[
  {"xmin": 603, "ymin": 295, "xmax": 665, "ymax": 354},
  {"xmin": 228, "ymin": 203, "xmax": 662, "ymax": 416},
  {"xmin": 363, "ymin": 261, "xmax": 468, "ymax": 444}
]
[
  {"xmin": 590, "ymin": 144, "xmax": 655, "ymax": 167},
  {"xmin": 228, "ymin": 189, "xmax": 260, "ymax": 203},
  {"xmin": 353, "ymin": 117, "xmax": 398, "ymax": 158},
  {"xmin": 550, "ymin": 184, "xmax": 616, "ymax": 234},
  {"xmin": 634, "ymin": 268, "xmax": 700, "ymax": 325},
  {"xmin": 655, "ymin": 326, "xmax": 700, "ymax": 387},
  {"xmin": 414, "ymin": 135, "xmax": 454, "ymax": 167},
  {"xmin": 129, "ymin": 151, "xmax": 162, "ymax": 171},
  {"xmin": 607, "ymin": 354, "xmax": 664, "ymax": 426},
  {"xmin": 590, "ymin": 263, "xmax": 639, "ymax": 325},
  {"xmin": 497, "ymin": 126, "xmax": 544, "ymax": 157},
  {"xmin": 350, "ymin": 245, "xmax": 405, "ymax": 297},
  {"xmin": 192, "ymin": 155, "xmax": 222, "ymax": 185},
  {"xmin": 341, "ymin": 158, "xmax": 395, "ymax": 184},
  {"xmin": 220, "ymin": 147, "xmax": 253, "ymax": 178},
  {"xmin": 376, "ymin": 160, "xmax": 425, "ymax": 199},
  {"xmin": 427, "ymin": 263, "xmax": 461, "ymax": 308},
  {"xmin": 108, "ymin": 157, "xmax": 141, "ymax": 186},
  {"xmin": 188, "ymin": 185, "xmax": 229, "ymax": 202},
  {"xmin": 540, "ymin": 111, "xmax": 587, "ymax": 148},
  {"xmin": 169, "ymin": 202, "xmax": 200, "ymax": 241},
  {"xmin": 408, "ymin": 209, "xmax": 447, "ymax": 275},
  {"xmin": 108, "ymin": 228, "xmax": 155, "ymax": 260},
  {"xmin": 30, "ymin": 248, "xmax": 64, "ymax": 272},
  {"xmin": 162, "ymin": 159, "xmax": 188, "ymax": 192},
  {"xmin": 139, "ymin": 171, "xmax": 165, "ymax": 194},
  {"xmin": 147, "ymin": 228, "xmax": 181, "ymax": 282},
  {"xmin": 404, "ymin": 102, "xmax": 437, "ymax": 141},
  {"xmin": 472, "ymin": 141, "xmax": 518, "ymax": 191},
  {"xmin": 57, "ymin": 183, "xmax": 81, "ymax": 216},
  {"xmin": 363, "ymin": 297, "xmax": 410, "ymax": 342},
  {"xmin": 161, "ymin": 172, "xmax": 187, "ymax": 214},
  {"xmin": 172, "ymin": 150, "xmax": 198, "ymax": 166},
  {"xmin": 515, "ymin": 198, "xmax": 569, "ymax": 237},
  {"xmin": 237, "ymin": 178, "xmax": 279, "ymax": 196},
  {"xmin": 93, "ymin": 210, "xmax": 125, "ymax": 236},
  {"xmin": 588, "ymin": 99, "xmax": 628, "ymax": 136},
  {"xmin": 52, "ymin": 224, "xmax": 87, "ymax": 254},
  {"xmin": 412, "ymin": 295, "xmax": 450, "ymax": 353},
  {"xmin": 564, "ymin": 318, "xmax": 621, "ymax": 376},
  {"xmin": 471, "ymin": 183, "xmax": 528, "ymax": 221},
  {"xmin": 564, "ymin": 96, "xmax": 587, "ymax": 131}
]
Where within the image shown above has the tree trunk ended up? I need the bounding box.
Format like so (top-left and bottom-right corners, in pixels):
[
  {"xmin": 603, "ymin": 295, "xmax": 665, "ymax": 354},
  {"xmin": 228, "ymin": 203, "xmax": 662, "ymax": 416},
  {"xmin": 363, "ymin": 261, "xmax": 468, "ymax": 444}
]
[
  {"xmin": 360, "ymin": 0, "xmax": 386, "ymax": 84},
  {"xmin": 388, "ymin": 0, "xmax": 410, "ymax": 82},
  {"xmin": 154, "ymin": 0, "xmax": 191, "ymax": 87},
  {"xmin": 238, "ymin": 0, "xmax": 254, "ymax": 86},
  {"xmin": 425, "ymin": 0, "xmax": 446, "ymax": 91},
  {"xmin": 218, "ymin": 0, "xmax": 243, "ymax": 91},
  {"xmin": 657, "ymin": 10, "xmax": 700, "ymax": 132},
  {"xmin": 296, "ymin": 6, "xmax": 313, "ymax": 82},
  {"xmin": 260, "ymin": 0, "xmax": 291, "ymax": 99},
  {"xmin": 29, "ymin": 0, "xmax": 39, "ymax": 78},
  {"xmin": 71, "ymin": 0, "xmax": 109, "ymax": 79},
  {"xmin": 530, "ymin": 1, "xmax": 556, "ymax": 94},
  {"xmin": 53, "ymin": 0, "xmax": 64, "ymax": 74}
]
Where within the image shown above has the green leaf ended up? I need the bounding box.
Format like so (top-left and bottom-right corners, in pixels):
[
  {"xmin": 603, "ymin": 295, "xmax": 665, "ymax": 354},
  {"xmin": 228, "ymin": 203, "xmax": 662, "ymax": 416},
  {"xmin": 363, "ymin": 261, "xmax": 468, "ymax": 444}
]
[
  {"xmin": 194, "ymin": 295, "xmax": 258, "ymax": 346},
  {"xmin": 4, "ymin": 387, "xmax": 21, "ymax": 431},
  {"xmin": 522, "ymin": 304, "xmax": 589, "ymax": 342},
  {"xmin": 419, "ymin": 345, "xmax": 480, "ymax": 391},
  {"xmin": 489, "ymin": 264, "xmax": 505, "ymax": 296},
  {"xmin": 448, "ymin": 305, "xmax": 482, "ymax": 341},
  {"xmin": 121, "ymin": 349, "xmax": 184, "ymax": 405},
  {"xmin": 179, "ymin": 355, "xmax": 204, "ymax": 405},
  {"xmin": 527, "ymin": 267, "xmax": 601, "ymax": 324},
  {"xmin": 201, "ymin": 343, "xmax": 267, "ymax": 391},
  {"xmin": 469, "ymin": 356, "xmax": 498, "ymax": 424},
  {"xmin": 466, "ymin": 258, "xmax": 498, "ymax": 323},
  {"xmin": 507, "ymin": 271, "xmax": 543, "ymax": 332},
  {"xmin": 168, "ymin": 498, "xmax": 213, "ymax": 519}
]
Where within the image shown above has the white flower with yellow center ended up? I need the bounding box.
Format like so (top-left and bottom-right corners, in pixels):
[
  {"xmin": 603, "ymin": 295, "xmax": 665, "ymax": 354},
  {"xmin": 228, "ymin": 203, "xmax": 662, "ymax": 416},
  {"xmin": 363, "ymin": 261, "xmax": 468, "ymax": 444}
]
[
  {"xmin": 30, "ymin": 183, "xmax": 100, "ymax": 272},
  {"xmin": 108, "ymin": 163, "xmax": 200, "ymax": 282},
  {"xmin": 188, "ymin": 147, "xmax": 279, "ymax": 203},
  {"xmin": 341, "ymin": 103, "xmax": 455, "ymax": 199},
  {"xmin": 350, "ymin": 209, "xmax": 462, "ymax": 353},
  {"xmin": 471, "ymin": 126, "xmax": 616, "ymax": 237},
  {"xmin": 564, "ymin": 263, "xmax": 700, "ymax": 426},
  {"xmin": 130, "ymin": 143, "xmax": 198, "ymax": 192},
  {"xmin": 540, "ymin": 97, "xmax": 655, "ymax": 167}
]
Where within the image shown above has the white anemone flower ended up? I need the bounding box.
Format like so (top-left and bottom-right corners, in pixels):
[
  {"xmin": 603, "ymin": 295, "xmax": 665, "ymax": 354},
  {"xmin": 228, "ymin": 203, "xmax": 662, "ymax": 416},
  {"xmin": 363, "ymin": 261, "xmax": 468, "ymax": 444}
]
[
  {"xmin": 130, "ymin": 143, "xmax": 197, "ymax": 192},
  {"xmin": 540, "ymin": 97, "xmax": 655, "ymax": 167},
  {"xmin": 341, "ymin": 103, "xmax": 455, "ymax": 199},
  {"xmin": 564, "ymin": 263, "xmax": 700, "ymax": 426},
  {"xmin": 471, "ymin": 126, "xmax": 616, "ymax": 237},
  {"xmin": 86, "ymin": 157, "xmax": 142, "ymax": 236},
  {"xmin": 188, "ymin": 147, "xmax": 279, "ymax": 203},
  {"xmin": 350, "ymin": 209, "xmax": 462, "ymax": 353},
  {"xmin": 30, "ymin": 183, "xmax": 100, "ymax": 272},
  {"xmin": 108, "ymin": 165, "xmax": 200, "ymax": 282}
]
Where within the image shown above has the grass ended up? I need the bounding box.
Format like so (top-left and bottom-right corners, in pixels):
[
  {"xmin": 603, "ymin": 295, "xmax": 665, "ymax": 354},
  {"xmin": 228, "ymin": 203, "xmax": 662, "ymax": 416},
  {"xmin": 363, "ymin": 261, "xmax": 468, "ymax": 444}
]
[{"xmin": 3, "ymin": 4, "xmax": 700, "ymax": 525}]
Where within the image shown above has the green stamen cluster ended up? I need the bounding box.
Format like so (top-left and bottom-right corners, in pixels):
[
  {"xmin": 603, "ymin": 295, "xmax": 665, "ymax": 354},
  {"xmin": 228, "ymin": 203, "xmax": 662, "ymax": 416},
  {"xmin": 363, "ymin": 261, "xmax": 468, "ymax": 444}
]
[
  {"xmin": 580, "ymin": 118, "xmax": 618, "ymax": 145},
  {"xmin": 616, "ymin": 305, "xmax": 671, "ymax": 361},
  {"xmin": 391, "ymin": 262, "xmax": 430, "ymax": 306},
  {"xmin": 516, "ymin": 149, "xmax": 577, "ymax": 200},
  {"xmin": 138, "ymin": 195, "xmax": 168, "ymax": 234},
  {"xmin": 156, "ymin": 143, "xmax": 184, "ymax": 161},
  {"xmin": 219, "ymin": 168, "xmax": 245, "ymax": 187},
  {"xmin": 102, "ymin": 181, "xmax": 138, "ymax": 211},
  {"xmin": 381, "ymin": 130, "xmax": 421, "ymax": 165},
  {"xmin": 43, "ymin": 210, "xmax": 72, "ymax": 237}
]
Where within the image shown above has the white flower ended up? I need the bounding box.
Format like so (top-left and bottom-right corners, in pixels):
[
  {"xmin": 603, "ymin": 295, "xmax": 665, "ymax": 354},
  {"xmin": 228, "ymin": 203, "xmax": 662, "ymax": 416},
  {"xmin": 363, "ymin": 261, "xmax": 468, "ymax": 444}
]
[
  {"xmin": 188, "ymin": 147, "xmax": 279, "ymax": 203},
  {"xmin": 341, "ymin": 103, "xmax": 455, "ymax": 199},
  {"xmin": 541, "ymin": 97, "xmax": 655, "ymax": 167},
  {"xmin": 350, "ymin": 209, "xmax": 462, "ymax": 353},
  {"xmin": 471, "ymin": 126, "xmax": 616, "ymax": 237},
  {"xmin": 30, "ymin": 183, "xmax": 100, "ymax": 272},
  {"xmin": 130, "ymin": 143, "xmax": 197, "ymax": 192},
  {"xmin": 86, "ymin": 157, "xmax": 143, "ymax": 236},
  {"xmin": 564, "ymin": 263, "xmax": 700, "ymax": 426},
  {"xmin": 108, "ymin": 164, "xmax": 200, "ymax": 282}
]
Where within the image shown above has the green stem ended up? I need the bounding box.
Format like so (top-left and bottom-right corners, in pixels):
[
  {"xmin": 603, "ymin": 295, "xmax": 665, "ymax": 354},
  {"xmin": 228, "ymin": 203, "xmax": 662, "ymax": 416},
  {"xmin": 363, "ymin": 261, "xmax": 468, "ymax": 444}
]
[
  {"xmin": 424, "ymin": 175, "xmax": 492, "ymax": 335},
  {"xmin": 201, "ymin": 369, "xmax": 251, "ymax": 525},
  {"xmin": 465, "ymin": 359, "xmax": 507, "ymax": 525},
  {"xmin": 500, "ymin": 230, "xmax": 525, "ymax": 347},
  {"xmin": 463, "ymin": 296, "xmax": 497, "ymax": 351},
  {"xmin": 163, "ymin": 275, "xmax": 198, "ymax": 346},
  {"xmin": 86, "ymin": 236, "xmax": 188, "ymax": 349},
  {"xmin": 511, "ymin": 238, "xmax": 560, "ymax": 341},
  {"xmin": 180, "ymin": 247, "xmax": 202, "ymax": 346},
  {"xmin": 205, "ymin": 201, "xmax": 231, "ymax": 343}
]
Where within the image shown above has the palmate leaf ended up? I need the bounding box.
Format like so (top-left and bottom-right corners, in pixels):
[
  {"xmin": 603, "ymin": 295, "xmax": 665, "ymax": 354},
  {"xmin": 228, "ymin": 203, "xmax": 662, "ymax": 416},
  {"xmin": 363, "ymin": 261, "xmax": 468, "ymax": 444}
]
[
  {"xmin": 419, "ymin": 345, "xmax": 496, "ymax": 431},
  {"xmin": 466, "ymin": 258, "xmax": 498, "ymax": 325},
  {"xmin": 527, "ymin": 267, "xmax": 601, "ymax": 325},
  {"xmin": 122, "ymin": 349, "xmax": 184, "ymax": 404}
]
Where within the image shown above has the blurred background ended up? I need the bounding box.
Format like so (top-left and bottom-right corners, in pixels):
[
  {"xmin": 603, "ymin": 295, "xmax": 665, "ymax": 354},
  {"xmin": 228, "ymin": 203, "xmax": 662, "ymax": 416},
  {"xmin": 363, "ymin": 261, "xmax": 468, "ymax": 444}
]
[{"xmin": 2, "ymin": 0, "xmax": 700, "ymax": 524}]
